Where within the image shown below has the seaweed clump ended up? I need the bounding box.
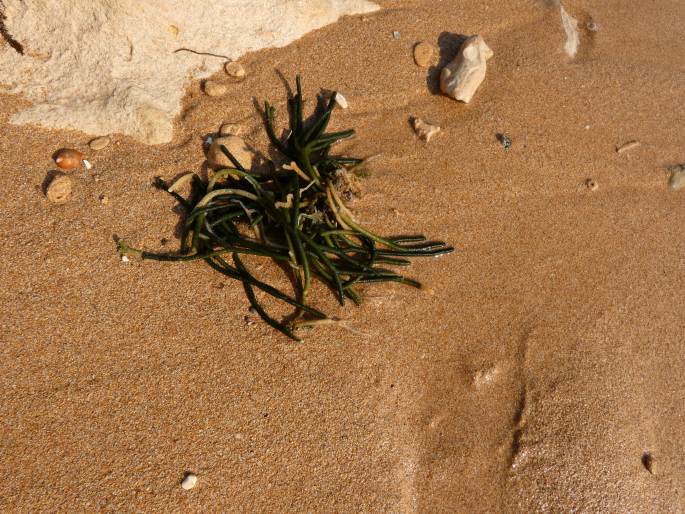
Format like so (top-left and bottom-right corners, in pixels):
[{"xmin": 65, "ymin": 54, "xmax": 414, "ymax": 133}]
[{"xmin": 118, "ymin": 76, "xmax": 453, "ymax": 340}]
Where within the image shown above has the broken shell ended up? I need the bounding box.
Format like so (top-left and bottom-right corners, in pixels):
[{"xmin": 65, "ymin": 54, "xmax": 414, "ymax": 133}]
[
  {"xmin": 53, "ymin": 148, "xmax": 85, "ymax": 170},
  {"xmin": 224, "ymin": 61, "xmax": 246, "ymax": 79},
  {"xmin": 411, "ymin": 116, "xmax": 441, "ymax": 142},
  {"xmin": 206, "ymin": 136, "xmax": 253, "ymax": 170},
  {"xmin": 616, "ymin": 140, "xmax": 640, "ymax": 154},
  {"xmin": 46, "ymin": 174, "xmax": 73, "ymax": 203}
]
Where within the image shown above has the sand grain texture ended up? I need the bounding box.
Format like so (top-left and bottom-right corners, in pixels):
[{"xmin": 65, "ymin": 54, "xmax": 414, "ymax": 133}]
[{"xmin": 1, "ymin": 0, "xmax": 684, "ymax": 512}]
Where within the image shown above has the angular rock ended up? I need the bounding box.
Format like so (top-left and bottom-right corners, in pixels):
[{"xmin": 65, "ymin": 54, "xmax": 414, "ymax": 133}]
[
  {"xmin": 224, "ymin": 61, "xmax": 246, "ymax": 79},
  {"xmin": 0, "ymin": 0, "xmax": 380, "ymax": 145},
  {"xmin": 411, "ymin": 116, "xmax": 440, "ymax": 142},
  {"xmin": 207, "ymin": 136, "xmax": 253, "ymax": 170},
  {"xmin": 440, "ymin": 35, "xmax": 493, "ymax": 103},
  {"xmin": 89, "ymin": 136, "xmax": 111, "ymax": 151}
]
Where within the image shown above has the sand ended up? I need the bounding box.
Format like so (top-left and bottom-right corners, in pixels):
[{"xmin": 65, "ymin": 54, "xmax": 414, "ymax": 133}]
[{"xmin": 1, "ymin": 0, "xmax": 684, "ymax": 511}]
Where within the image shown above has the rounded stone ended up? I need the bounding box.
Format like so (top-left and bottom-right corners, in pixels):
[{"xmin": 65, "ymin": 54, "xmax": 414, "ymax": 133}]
[
  {"xmin": 413, "ymin": 41, "xmax": 435, "ymax": 67},
  {"xmin": 89, "ymin": 136, "xmax": 111, "ymax": 151},
  {"xmin": 224, "ymin": 61, "xmax": 246, "ymax": 79},
  {"xmin": 207, "ymin": 136, "xmax": 253, "ymax": 170},
  {"xmin": 203, "ymin": 80, "xmax": 228, "ymax": 97},
  {"xmin": 46, "ymin": 175, "xmax": 73, "ymax": 204}
]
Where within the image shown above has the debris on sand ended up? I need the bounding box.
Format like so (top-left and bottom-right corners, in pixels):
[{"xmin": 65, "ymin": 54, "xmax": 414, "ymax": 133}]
[
  {"xmin": 559, "ymin": 4, "xmax": 580, "ymax": 57},
  {"xmin": 203, "ymin": 80, "xmax": 228, "ymax": 97},
  {"xmin": 181, "ymin": 473, "xmax": 198, "ymax": 490},
  {"xmin": 411, "ymin": 116, "xmax": 441, "ymax": 142},
  {"xmin": 413, "ymin": 41, "xmax": 435, "ymax": 67},
  {"xmin": 667, "ymin": 164, "xmax": 685, "ymax": 191},
  {"xmin": 616, "ymin": 140, "xmax": 640, "ymax": 154},
  {"xmin": 440, "ymin": 35, "xmax": 493, "ymax": 103},
  {"xmin": 46, "ymin": 174, "xmax": 73, "ymax": 204},
  {"xmin": 225, "ymin": 61, "xmax": 246, "ymax": 79},
  {"xmin": 585, "ymin": 178, "xmax": 599, "ymax": 191},
  {"xmin": 89, "ymin": 136, "xmax": 111, "ymax": 151}
]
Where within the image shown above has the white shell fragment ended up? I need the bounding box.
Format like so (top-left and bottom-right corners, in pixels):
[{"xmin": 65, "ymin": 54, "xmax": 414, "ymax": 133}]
[
  {"xmin": 440, "ymin": 35, "xmax": 493, "ymax": 104},
  {"xmin": 559, "ymin": 4, "xmax": 580, "ymax": 57},
  {"xmin": 616, "ymin": 140, "xmax": 640, "ymax": 154},
  {"xmin": 181, "ymin": 473, "xmax": 197, "ymax": 490},
  {"xmin": 333, "ymin": 92, "xmax": 349, "ymax": 109},
  {"xmin": 83, "ymin": 159, "xmax": 93, "ymax": 170},
  {"xmin": 411, "ymin": 117, "xmax": 441, "ymax": 142}
]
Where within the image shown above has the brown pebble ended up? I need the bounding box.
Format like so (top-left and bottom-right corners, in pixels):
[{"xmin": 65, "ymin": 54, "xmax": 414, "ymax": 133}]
[
  {"xmin": 224, "ymin": 61, "xmax": 246, "ymax": 79},
  {"xmin": 642, "ymin": 452, "xmax": 656, "ymax": 474},
  {"xmin": 203, "ymin": 80, "xmax": 228, "ymax": 97},
  {"xmin": 98, "ymin": 194, "xmax": 109, "ymax": 205},
  {"xmin": 89, "ymin": 136, "xmax": 111, "ymax": 151},
  {"xmin": 53, "ymin": 148, "xmax": 84, "ymax": 170},
  {"xmin": 46, "ymin": 175, "xmax": 73, "ymax": 203},
  {"xmin": 413, "ymin": 41, "xmax": 435, "ymax": 67},
  {"xmin": 586, "ymin": 178, "xmax": 599, "ymax": 191}
]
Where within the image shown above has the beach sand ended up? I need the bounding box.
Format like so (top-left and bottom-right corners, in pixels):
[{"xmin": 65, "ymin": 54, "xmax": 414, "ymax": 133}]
[{"xmin": 1, "ymin": 0, "xmax": 684, "ymax": 511}]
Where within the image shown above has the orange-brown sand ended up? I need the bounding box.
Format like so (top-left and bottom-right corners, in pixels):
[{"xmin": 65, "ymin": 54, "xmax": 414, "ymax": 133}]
[{"xmin": 1, "ymin": 0, "xmax": 684, "ymax": 511}]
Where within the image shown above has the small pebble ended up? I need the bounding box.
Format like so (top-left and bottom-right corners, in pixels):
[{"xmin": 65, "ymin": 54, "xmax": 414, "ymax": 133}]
[
  {"xmin": 83, "ymin": 159, "xmax": 93, "ymax": 171},
  {"xmin": 220, "ymin": 123, "xmax": 243, "ymax": 136},
  {"xmin": 224, "ymin": 61, "xmax": 246, "ymax": 79},
  {"xmin": 586, "ymin": 20, "xmax": 599, "ymax": 32},
  {"xmin": 203, "ymin": 80, "xmax": 228, "ymax": 97},
  {"xmin": 99, "ymin": 194, "xmax": 109, "ymax": 205},
  {"xmin": 181, "ymin": 473, "xmax": 197, "ymax": 490},
  {"xmin": 411, "ymin": 116, "xmax": 440, "ymax": 142},
  {"xmin": 333, "ymin": 92, "xmax": 348, "ymax": 109},
  {"xmin": 616, "ymin": 140, "xmax": 640, "ymax": 154},
  {"xmin": 668, "ymin": 165, "xmax": 685, "ymax": 192},
  {"xmin": 392, "ymin": 30, "xmax": 401, "ymax": 39},
  {"xmin": 89, "ymin": 136, "xmax": 111, "ymax": 151},
  {"xmin": 53, "ymin": 148, "xmax": 84, "ymax": 170},
  {"xmin": 121, "ymin": 255, "xmax": 130, "ymax": 263},
  {"xmin": 413, "ymin": 42, "xmax": 435, "ymax": 67},
  {"xmin": 46, "ymin": 174, "xmax": 73, "ymax": 203},
  {"xmin": 206, "ymin": 135, "xmax": 253, "ymax": 170},
  {"xmin": 586, "ymin": 178, "xmax": 599, "ymax": 191}
]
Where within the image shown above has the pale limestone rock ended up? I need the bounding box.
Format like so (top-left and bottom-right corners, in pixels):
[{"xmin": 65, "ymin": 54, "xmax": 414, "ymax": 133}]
[
  {"xmin": 411, "ymin": 116, "xmax": 440, "ymax": 142},
  {"xmin": 440, "ymin": 35, "xmax": 493, "ymax": 104},
  {"xmin": 181, "ymin": 473, "xmax": 197, "ymax": 490},
  {"xmin": 207, "ymin": 136, "xmax": 253, "ymax": 170},
  {"xmin": 0, "ymin": 0, "xmax": 379, "ymax": 145}
]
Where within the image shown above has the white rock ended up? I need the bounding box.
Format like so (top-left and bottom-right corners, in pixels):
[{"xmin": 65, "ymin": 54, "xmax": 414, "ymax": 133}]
[
  {"xmin": 0, "ymin": 0, "xmax": 380, "ymax": 145},
  {"xmin": 411, "ymin": 116, "xmax": 440, "ymax": 142},
  {"xmin": 559, "ymin": 4, "xmax": 580, "ymax": 57},
  {"xmin": 333, "ymin": 92, "xmax": 348, "ymax": 109},
  {"xmin": 207, "ymin": 136, "xmax": 253, "ymax": 170},
  {"xmin": 181, "ymin": 473, "xmax": 197, "ymax": 490},
  {"xmin": 440, "ymin": 35, "xmax": 493, "ymax": 104},
  {"xmin": 668, "ymin": 165, "xmax": 685, "ymax": 192}
]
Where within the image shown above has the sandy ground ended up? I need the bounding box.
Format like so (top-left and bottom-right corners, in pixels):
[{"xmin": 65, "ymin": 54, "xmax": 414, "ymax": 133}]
[{"xmin": 1, "ymin": 0, "xmax": 684, "ymax": 511}]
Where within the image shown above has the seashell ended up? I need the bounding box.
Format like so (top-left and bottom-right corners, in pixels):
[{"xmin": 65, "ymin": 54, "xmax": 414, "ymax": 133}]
[{"xmin": 53, "ymin": 148, "xmax": 85, "ymax": 170}]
